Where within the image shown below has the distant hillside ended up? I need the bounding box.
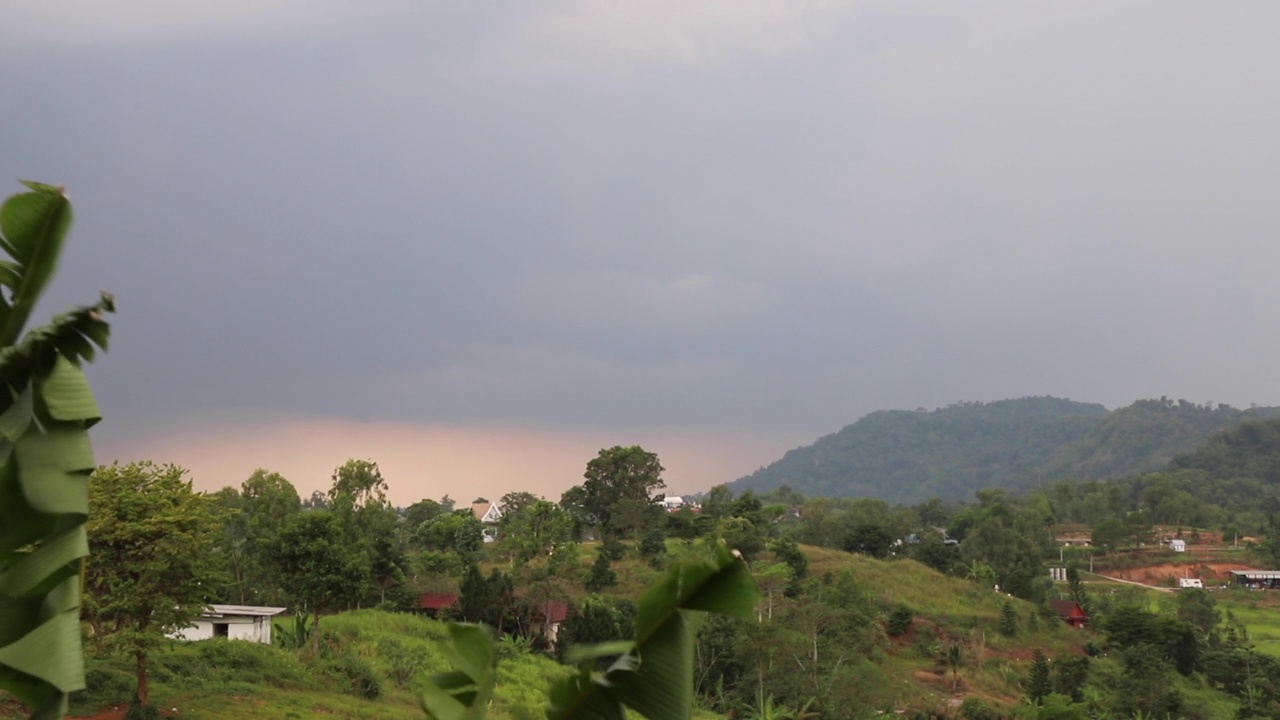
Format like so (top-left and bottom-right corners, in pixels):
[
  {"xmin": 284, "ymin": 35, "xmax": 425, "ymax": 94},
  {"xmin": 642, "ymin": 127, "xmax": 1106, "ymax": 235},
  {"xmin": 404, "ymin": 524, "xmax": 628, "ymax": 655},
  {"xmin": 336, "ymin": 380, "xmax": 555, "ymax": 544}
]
[
  {"xmin": 1044, "ymin": 398, "xmax": 1280, "ymax": 480},
  {"xmin": 1171, "ymin": 416, "xmax": 1280, "ymax": 480},
  {"xmin": 731, "ymin": 396, "xmax": 1280, "ymax": 504}
]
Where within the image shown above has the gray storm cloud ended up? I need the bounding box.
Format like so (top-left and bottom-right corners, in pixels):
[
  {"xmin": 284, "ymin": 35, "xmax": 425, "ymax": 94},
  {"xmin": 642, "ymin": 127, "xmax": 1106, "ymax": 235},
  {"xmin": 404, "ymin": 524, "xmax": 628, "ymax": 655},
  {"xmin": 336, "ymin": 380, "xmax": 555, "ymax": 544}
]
[{"xmin": 1, "ymin": 1, "xmax": 1278, "ymax": 449}]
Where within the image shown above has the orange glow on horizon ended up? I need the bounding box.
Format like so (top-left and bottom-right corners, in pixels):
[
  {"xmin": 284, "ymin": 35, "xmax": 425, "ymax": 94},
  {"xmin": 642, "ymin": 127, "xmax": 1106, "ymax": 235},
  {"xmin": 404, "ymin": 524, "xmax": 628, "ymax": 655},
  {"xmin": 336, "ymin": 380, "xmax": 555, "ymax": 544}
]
[{"xmin": 95, "ymin": 418, "xmax": 798, "ymax": 506}]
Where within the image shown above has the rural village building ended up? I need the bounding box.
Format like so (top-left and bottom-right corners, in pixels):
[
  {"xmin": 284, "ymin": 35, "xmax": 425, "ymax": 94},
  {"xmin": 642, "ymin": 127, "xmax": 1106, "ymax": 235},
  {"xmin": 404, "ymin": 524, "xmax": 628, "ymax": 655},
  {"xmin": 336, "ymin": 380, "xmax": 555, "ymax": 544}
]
[
  {"xmin": 417, "ymin": 593, "xmax": 458, "ymax": 617},
  {"xmin": 1049, "ymin": 600, "xmax": 1089, "ymax": 629},
  {"xmin": 1231, "ymin": 570, "xmax": 1280, "ymax": 590},
  {"xmin": 172, "ymin": 605, "xmax": 286, "ymax": 644},
  {"xmin": 530, "ymin": 601, "xmax": 570, "ymax": 646},
  {"xmin": 471, "ymin": 500, "xmax": 504, "ymax": 542}
]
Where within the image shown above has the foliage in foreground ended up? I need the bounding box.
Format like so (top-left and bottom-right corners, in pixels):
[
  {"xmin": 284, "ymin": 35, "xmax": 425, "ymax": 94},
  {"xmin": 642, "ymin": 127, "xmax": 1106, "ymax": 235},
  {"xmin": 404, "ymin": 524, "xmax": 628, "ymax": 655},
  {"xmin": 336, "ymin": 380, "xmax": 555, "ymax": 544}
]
[
  {"xmin": 0, "ymin": 181, "xmax": 114, "ymax": 720},
  {"xmin": 423, "ymin": 544, "xmax": 758, "ymax": 720}
]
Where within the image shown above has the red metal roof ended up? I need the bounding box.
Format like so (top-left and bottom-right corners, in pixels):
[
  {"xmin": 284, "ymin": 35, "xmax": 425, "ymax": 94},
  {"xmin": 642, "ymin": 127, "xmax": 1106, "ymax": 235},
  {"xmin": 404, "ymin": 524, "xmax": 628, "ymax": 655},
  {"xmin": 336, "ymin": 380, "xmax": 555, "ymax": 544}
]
[
  {"xmin": 537, "ymin": 601, "xmax": 569, "ymax": 623},
  {"xmin": 419, "ymin": 593, "xmax": 458, "ymax": 610}
]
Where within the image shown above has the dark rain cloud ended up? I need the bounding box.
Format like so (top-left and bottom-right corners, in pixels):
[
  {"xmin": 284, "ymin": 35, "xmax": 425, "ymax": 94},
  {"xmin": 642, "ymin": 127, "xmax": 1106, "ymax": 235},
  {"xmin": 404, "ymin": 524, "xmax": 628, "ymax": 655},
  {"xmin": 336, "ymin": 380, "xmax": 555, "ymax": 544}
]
[{"xmin": 2, "ymin": 1, "xmax": 1278, "ymax": 444}]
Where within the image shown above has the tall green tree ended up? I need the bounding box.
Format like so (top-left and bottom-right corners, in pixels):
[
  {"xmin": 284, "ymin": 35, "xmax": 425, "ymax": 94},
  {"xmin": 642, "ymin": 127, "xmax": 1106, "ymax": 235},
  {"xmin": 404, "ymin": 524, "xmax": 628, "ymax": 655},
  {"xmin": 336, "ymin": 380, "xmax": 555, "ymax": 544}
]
[
  {"xmin": 404, "ymin": 497, "xmax": 446, "ymax": 529},
  {"xmin": 326, "ymin": 460, "xmax": 402, "ymax": 605},
  {"xmin": 1026, "ymin": 650, "xmax": 1052, "ymax": 705},
  {"xmin": 498, "ymin": 498, "xmax": 574, "ymax": 566},
  {"xmin": 82, "ymin": 462, "xmax": 224, "ymax": 708},
  {"xmin": 576, "ymin": 445, "xmax": 666, "ymax": 539},
  {"xmin": 0, "ymin": 181, "xmax": 115, "ymax": 720},
  {"xmin": 231, "ymin": 469, "xmax": 300, "ymax": 604},
  {"xmin": 265, "ymin": 511, "xmax": 368, "ymax": 652},
  {"xmin": 585, "ymin": 552, "xmax": 618, "ymax": 592}
]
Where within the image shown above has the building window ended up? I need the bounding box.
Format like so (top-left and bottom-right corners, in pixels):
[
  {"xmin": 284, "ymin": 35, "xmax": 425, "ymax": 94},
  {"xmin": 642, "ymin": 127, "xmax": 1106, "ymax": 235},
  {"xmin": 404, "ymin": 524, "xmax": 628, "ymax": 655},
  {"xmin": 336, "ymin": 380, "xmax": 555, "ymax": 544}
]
[{"xmin": 213, "ymin": 623, "xmax": 229, "ymax": 638}]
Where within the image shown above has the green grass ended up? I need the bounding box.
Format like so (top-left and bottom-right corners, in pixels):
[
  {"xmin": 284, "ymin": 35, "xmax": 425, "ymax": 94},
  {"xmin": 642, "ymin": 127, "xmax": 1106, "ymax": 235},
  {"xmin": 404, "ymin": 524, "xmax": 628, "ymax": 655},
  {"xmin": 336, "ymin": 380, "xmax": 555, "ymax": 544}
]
[
  {"xmin": 61, "ymin": 610, "xmax": 573, "ymax": 720},
  {"xmin": 1218, "ymin": 594, "xmax": 1280, "ymax": 658}
]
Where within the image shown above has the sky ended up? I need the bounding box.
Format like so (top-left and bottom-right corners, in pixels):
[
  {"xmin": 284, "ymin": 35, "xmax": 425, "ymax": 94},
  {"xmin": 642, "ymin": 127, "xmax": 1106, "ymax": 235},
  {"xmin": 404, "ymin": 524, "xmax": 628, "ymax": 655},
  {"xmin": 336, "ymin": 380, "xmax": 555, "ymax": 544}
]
[{"xmin": 2, "ymin": 1, "xmax": 1278, "ymax": 505}]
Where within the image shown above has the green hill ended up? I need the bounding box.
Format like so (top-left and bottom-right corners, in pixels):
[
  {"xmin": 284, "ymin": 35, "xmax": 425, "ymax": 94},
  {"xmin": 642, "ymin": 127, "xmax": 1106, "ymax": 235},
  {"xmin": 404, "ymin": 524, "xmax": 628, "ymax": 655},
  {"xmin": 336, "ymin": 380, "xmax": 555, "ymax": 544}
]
[
  {"xmin": 50, "ymin": 547, "xmax": 1249, "ymax": 720},
  {"xmin": 730, "ymin": 397, "xmax": 1280, "ymax": 504}
]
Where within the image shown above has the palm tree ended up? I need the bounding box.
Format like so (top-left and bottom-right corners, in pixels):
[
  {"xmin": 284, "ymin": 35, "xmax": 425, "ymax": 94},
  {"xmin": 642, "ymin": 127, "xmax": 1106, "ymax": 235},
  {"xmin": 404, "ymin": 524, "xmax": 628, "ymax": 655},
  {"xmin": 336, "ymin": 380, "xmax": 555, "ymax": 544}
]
[{"xmin": 943, "ymin": 643, "xmax": 964, "ymax": 690}]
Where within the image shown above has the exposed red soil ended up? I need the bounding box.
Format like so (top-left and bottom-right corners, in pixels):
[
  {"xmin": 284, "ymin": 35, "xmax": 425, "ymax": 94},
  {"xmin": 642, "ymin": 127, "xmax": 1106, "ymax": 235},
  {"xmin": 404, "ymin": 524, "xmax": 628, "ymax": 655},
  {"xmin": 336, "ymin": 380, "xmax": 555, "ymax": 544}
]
[{"xmin": 1100, "ymin": 561, "xmax": 1255, "ymax": 584}]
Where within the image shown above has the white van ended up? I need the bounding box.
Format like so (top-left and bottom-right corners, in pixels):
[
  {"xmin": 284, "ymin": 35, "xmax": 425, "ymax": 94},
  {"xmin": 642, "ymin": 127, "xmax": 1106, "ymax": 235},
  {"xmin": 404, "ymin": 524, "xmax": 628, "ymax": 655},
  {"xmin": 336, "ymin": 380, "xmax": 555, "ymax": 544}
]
[{"xmin": 1179, "ymin": 578, "xmax": 1204, "ymax": 589}]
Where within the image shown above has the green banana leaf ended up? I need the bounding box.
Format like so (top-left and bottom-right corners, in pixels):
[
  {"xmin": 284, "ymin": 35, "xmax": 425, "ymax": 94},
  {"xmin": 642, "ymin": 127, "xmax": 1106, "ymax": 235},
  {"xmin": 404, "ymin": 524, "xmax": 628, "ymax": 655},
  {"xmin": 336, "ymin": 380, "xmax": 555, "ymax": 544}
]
[
  {"xmin": 0, "ymin": 182, "xmax": 113, "ymax": 720},
  {"xmin": 422, "ymin": 544, "xmax": 759, "ymax": 720}
]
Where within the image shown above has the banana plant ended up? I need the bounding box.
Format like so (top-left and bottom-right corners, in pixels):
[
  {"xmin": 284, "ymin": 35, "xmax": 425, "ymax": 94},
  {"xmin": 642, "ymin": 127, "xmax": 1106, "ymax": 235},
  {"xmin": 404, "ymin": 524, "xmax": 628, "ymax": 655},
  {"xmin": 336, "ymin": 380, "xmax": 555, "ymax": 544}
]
[
  {"xmin": 0, "ymin": 181, "xmax": 115, "ymax": 720},
  {"xmin": 422, "ymin": 543, "xmax": 759, "ymax": 720}
]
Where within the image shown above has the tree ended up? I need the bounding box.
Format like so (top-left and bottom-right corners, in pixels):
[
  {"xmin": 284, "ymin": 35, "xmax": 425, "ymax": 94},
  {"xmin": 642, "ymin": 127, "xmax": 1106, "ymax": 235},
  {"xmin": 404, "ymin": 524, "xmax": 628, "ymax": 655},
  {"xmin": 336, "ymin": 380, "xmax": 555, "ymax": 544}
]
[
  {"xmin": 998, "ymin": 600, "xmax": 1018, "ymax": 637},
  {"xmin": 640, "ymin": 524, "xmax": 668, "ymax": 566},
  {"xmin": 558, "ymin": 595, "xmax": 631, "ymax": 663},
  {"xmin": 499, "ymin": 491, "xmax": 540, "ymax": 517},
  {"xmin": 943, "ymin": 643, "xmax": 965, "ymax": 690},
  {"xmin": 265, "ymin": 511, "xmax": 369, "ymax": 653},
  {"xmin": 769, "ymin": 536, "xmax": 809, "ymax": 585},
  {"xmin": 719, "ymin": 516, "xmax": 766, "ymax": 561},
  {"xmin": 911, "ymin": 533, "xmax": 958, "ymax": 574},
  {"xmin": 419, "ymin": 510, "xmax": 485, "ymax": 558},
  {"xmin": 235, "ymin": 469, "xmax": 300, "ymax": 604},
  {"xmin": 499, "ymin": 498, "xmax": 574, "ymax": 566},
  {"xmin": 83, "ymin": 462, "xmax": 224, "ymax": 707},
  {"xmin": 1065, "ymin": 563, "xmax": 1092, "ymax": 617},
  {"xmin": 404, "ymin": 497, "xmax": 446, "ymax": 529},
  {"xmin": 842, "ymin": 522, "xmax": 894, "ymax": 558},
  {"xmin": 702, "ymin": 484, "xmax": 735, "ymax": 521},
  {"xmin": 1091, "ymin": 517, "xmax": 1128, "ymax": 551},
  {"xmin": 586, "ymin": 552, "xmax": 618, "ymax": 592},
  {"xmin": 0, "ymin": 181, "xmax": 115, "ymax": 718},
  {"xmin": 326, "ymin": 459, "xmax": 401, "ymax": 604},
  {"xmin": 1051, "ymin": 656, "xmax": 1089, "ymax": 703},
  {"xmin": 1026, "ymin": 649, "xmax": 1052, "ymax": 705},
  {"xmin": 577, "ymin": 445, "xmax": 666, "ymax": 539}
]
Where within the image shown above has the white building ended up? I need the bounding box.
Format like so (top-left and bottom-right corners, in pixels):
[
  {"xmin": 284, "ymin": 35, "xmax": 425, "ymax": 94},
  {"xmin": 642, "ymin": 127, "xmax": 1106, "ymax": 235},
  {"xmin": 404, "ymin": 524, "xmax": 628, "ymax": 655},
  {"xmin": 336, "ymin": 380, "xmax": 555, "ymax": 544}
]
[
  {"xmin": 1170, "ymin": 539, "xmax": 1187, "ymax": 552},
  {"xmin": 661, "ymin": 496, "xmax": 684, "ymax": 510},
  {"xmin": 172, "ymin": 605, "xmax": 287, "ymax": 644},
  {"xmin": 471, "ymin": 501, "xmax": 504, "ymax": 543},
  {"xmin": 1179, "ymin": 578, "xmax": 1203, "ymax": 588}
]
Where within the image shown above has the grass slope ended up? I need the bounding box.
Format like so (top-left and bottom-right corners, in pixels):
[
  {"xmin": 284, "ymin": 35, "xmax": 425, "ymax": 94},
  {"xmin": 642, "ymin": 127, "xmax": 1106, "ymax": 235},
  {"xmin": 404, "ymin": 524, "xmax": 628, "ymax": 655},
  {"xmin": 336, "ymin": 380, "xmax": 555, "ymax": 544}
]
[{"xmin": 54, "ymin": 611, "xmax": 571, "ymax": 720}]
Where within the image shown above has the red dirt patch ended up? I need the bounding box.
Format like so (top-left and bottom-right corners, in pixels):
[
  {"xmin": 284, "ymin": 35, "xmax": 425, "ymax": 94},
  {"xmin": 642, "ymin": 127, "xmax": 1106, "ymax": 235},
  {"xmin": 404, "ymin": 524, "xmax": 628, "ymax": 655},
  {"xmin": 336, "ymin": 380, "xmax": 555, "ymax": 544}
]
[{"xmin": 1100, "ymin": 562, "xmax": 1255, "ymax": 584}]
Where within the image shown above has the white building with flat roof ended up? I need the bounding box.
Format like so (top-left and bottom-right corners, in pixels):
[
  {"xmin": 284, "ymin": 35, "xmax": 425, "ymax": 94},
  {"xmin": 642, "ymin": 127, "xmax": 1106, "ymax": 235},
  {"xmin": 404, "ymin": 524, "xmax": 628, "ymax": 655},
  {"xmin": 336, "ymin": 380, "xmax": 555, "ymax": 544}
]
[{"xmin": 171, "ymin": 605, "xmax": 287, "ymax": 644}]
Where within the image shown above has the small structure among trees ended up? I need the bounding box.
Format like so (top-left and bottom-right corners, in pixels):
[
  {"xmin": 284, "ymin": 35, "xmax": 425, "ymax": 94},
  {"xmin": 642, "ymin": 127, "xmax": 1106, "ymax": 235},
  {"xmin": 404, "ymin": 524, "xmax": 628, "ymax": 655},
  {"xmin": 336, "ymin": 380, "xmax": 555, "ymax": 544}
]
[
  {"xmin": 172, "ymin": 605, "xmax": 286, "ymax": 644},
  {"xmin": 1231, "ymin": 569, "xmax": 1280, "ymax": 590},
  {"xmin": 471, "ymin": 500, "xmax": 504, "ymax": 542},
  {"xmin": 1049, "ymin": 599, "xmax": 1090, "ymax": 629}
]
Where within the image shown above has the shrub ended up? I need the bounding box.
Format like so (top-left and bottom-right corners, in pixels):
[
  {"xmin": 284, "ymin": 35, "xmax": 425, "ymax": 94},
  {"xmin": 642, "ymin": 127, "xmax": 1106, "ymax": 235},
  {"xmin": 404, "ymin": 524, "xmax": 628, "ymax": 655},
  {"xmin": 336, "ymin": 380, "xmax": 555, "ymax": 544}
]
[
  {"xmin": 376, "ymin": 636, "xmax": 422, "ymax": 688},
  {"xmin": 123, "ymin": 699, "xmax": 161, "ymax": 720},
  {"xmin": 913, "ymin": 624, "xmax": 940, "ymax": 659},
  {"xmin": 69, "ymin": 660, "xmax": 135, "ymax": 714},
  {"xmin": 154, "ymin": 639, "xmax": 319, "ymax": 691},
  {"xmin": 959, "ymin": 697, "xmax": 998, "ymax": 720},
  {"xmin": 887, "ymin": 605, "xmax": 914, "ymax": 637},
  {"xmin": 998, "ymin": 600, "xmax": 1018, "ymax": 637},
  {"xmin": 327, "ymin": 653, "xmax": 382, "ymax": 699}
]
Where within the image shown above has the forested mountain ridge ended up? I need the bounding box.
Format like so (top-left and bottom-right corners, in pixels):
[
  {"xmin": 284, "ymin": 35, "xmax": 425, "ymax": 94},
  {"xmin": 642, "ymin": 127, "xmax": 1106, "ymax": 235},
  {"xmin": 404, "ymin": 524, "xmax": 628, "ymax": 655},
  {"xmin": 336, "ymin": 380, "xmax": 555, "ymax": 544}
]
[{"xmin": 730, "ymin": 396, "xmax": 1280, "ymax": 504}]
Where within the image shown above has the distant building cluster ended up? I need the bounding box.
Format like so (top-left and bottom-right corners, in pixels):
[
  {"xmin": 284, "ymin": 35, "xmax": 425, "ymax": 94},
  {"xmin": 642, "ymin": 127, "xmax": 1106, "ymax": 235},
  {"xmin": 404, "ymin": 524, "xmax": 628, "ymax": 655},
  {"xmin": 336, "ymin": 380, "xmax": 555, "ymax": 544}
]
[{"xmin": 658, "ymin": 496, "xmax": 701, "ymax": 513}]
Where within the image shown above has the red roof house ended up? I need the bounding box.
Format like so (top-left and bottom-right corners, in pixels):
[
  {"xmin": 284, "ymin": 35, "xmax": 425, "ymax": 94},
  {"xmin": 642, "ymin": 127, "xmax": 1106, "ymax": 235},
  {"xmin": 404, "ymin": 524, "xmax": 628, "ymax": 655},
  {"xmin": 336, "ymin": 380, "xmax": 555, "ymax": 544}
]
[
  {"xmin": 418, "ymin": 593, "xmax": 458, "ymax": 617},
  {"xmin": 531, "ymin": 601, "xmax": 570, "ymax": 645},
  {"xmin": 1050, "ymin": 600, "xmax": 1089, "ymax": 629}
]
